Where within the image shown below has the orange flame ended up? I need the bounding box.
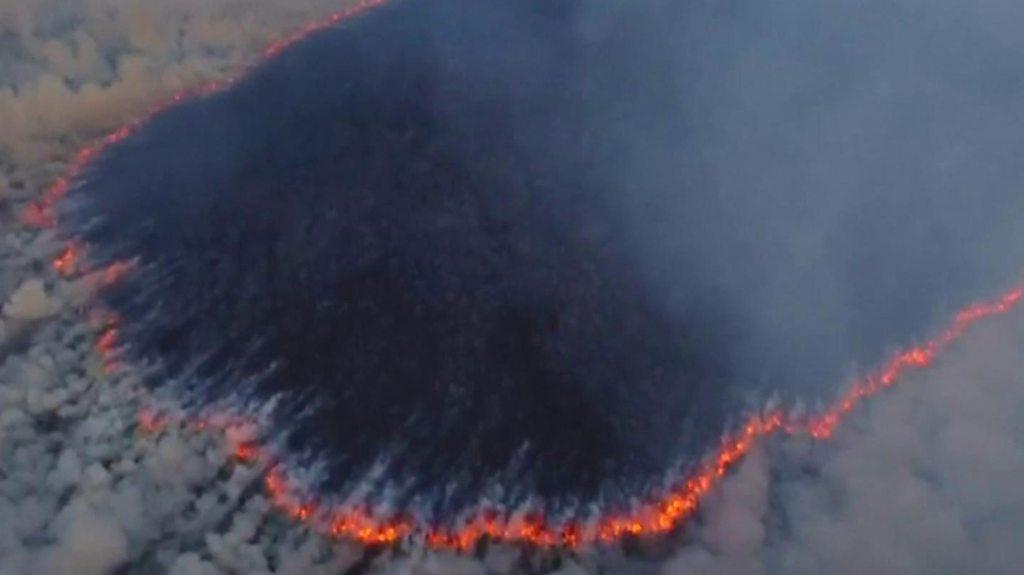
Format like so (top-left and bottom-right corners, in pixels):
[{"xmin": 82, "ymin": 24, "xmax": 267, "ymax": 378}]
[{"xmin": 52, "ymin": 243, "xmax": 82, "ymax": 277}]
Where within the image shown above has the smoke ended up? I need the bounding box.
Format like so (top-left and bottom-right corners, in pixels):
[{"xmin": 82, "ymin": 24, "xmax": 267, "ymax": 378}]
[{"xmin": 3, "ymin": 0, "xmax": 1024, "ymax": 573}]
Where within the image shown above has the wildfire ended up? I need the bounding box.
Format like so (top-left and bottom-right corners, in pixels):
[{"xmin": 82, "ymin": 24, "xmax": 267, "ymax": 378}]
[
  {"xmin": 178, "ymin": 282, "xmax": 1020, "ymax": 552},
  {"xmin": 27, "ymin": 0, "xmax": 1024, "ymax": 555}
]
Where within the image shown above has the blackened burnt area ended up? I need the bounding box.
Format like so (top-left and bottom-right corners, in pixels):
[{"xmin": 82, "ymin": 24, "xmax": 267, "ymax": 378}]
[{"xmin": 70, "ymin": 1, "xmax": 729, "ymax": 510}]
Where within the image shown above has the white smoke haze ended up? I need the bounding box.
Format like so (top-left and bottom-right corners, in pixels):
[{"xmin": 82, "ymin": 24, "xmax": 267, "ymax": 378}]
[{"xmin": 3, "ymin": 1, "xmax": 1024, "ymax": 574}]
